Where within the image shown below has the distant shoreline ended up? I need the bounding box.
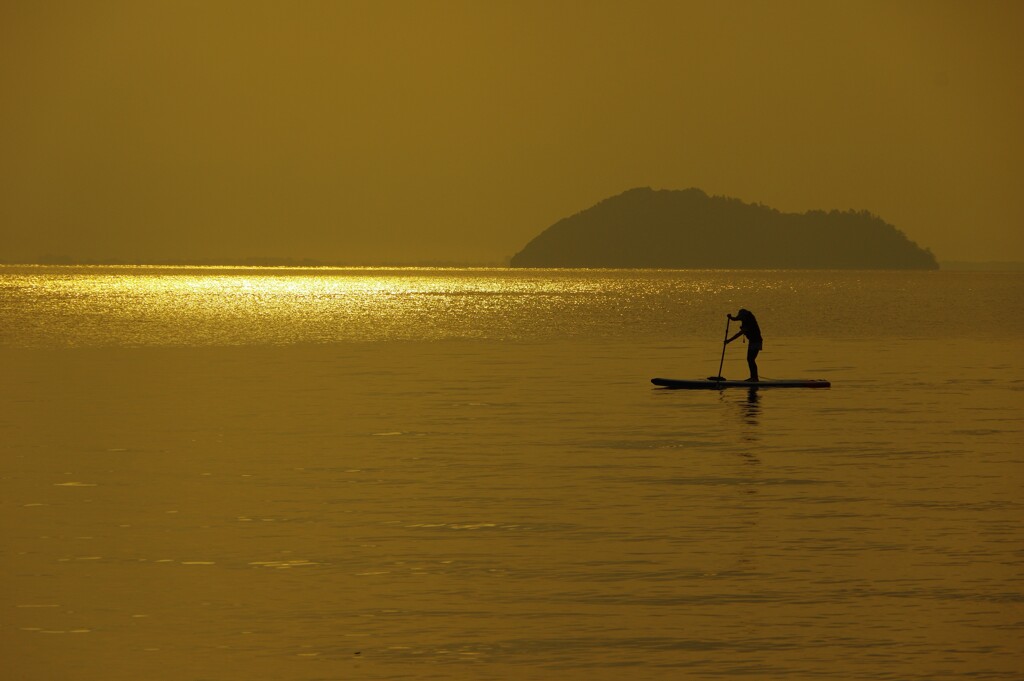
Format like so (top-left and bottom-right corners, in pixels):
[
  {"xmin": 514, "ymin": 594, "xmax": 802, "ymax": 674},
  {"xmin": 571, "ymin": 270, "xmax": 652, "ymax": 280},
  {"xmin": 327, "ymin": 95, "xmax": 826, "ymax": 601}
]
[
  {"xmin": 3, "ymin": 260, "xmax": 1024, "ymax": 271},
  {"xmin": 939, "ymin": 261, "xmax": 1024, "ymax": 271}
]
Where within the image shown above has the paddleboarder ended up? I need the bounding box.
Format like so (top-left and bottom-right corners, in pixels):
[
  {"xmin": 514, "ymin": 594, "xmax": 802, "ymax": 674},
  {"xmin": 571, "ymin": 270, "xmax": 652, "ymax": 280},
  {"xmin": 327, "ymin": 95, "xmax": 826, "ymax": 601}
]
[{"xmin": 725, "ymin": 309, "xmax": 762, "ymax": 382}]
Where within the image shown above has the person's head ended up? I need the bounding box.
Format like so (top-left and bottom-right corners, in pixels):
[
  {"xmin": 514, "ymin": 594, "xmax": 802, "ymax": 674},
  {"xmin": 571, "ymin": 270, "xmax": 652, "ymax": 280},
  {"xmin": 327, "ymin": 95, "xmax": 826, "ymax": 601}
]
[{"xmin": 737, "ymin": 308, "xmax": 752, "ymax": 321}]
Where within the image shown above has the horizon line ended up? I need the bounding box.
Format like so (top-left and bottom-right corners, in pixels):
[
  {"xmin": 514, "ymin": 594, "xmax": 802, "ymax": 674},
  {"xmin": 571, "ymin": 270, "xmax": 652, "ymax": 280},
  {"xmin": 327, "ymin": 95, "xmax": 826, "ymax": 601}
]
[{"xmin": 3, "ymin": 259, "xmax": 1023, "ymax": 271}]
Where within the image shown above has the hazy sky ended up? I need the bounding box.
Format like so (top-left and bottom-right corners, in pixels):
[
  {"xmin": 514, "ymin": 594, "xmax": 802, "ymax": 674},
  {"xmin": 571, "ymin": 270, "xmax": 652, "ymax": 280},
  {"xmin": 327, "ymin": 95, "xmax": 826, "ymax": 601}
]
[{"xmin": 2, "ymin": 0, "xmax": 1021, "ymax": 263}]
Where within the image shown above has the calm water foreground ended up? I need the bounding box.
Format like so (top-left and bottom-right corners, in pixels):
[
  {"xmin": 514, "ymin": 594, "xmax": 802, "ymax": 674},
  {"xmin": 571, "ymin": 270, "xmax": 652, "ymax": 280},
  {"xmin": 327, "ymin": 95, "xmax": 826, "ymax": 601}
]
[{"xmin": 1, "ymin": 267, "xmax": 1022, "ymax": 680}]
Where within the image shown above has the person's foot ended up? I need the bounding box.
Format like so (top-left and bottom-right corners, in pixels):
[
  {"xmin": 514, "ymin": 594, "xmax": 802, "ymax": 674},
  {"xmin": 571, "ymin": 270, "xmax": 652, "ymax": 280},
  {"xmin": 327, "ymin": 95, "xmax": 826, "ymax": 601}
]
[{"xmin": 744, "ymin": 377, "xmax": 759, "ymax": 382}]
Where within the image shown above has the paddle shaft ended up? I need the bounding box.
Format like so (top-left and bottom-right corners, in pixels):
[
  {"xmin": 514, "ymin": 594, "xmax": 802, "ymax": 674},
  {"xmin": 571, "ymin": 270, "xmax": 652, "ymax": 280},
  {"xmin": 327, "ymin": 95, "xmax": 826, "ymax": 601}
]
[{"xmin": 715, "ymin": 317, "xmax": 730, "ymax": 380}]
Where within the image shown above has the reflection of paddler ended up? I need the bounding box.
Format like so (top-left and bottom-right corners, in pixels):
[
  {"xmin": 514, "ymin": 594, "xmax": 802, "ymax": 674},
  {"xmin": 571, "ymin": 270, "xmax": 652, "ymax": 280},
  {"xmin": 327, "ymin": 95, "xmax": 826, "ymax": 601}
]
[
  {"xmin": 725, "ymin": 309, "xmax": 762, "ymax": 382},
  {"xmin": 742, "ymin": 387, "xmax": 760, "ymax": 425}
]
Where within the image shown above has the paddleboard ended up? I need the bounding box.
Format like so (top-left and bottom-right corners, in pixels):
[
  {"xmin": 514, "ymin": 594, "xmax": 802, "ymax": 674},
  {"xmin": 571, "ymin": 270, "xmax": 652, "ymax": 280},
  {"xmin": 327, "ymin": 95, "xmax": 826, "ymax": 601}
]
[{"xmin": 651, "ymin": 377, "xmax": 831, "ymax": 389}]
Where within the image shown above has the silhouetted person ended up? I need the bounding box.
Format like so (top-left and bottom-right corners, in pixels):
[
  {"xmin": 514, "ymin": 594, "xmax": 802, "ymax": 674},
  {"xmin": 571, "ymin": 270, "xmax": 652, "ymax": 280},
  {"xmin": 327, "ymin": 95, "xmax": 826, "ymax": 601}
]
[{"xmin": 725, "ymin": 309, "xmax": 762, "ymax": 381}]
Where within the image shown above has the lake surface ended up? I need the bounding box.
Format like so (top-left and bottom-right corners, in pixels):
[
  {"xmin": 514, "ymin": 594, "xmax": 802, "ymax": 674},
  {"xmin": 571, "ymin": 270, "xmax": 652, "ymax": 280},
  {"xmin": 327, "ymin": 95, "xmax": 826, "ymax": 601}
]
[{"xmin": 2, "ymin": 266, "xmax": 1022, "ymax": 680}]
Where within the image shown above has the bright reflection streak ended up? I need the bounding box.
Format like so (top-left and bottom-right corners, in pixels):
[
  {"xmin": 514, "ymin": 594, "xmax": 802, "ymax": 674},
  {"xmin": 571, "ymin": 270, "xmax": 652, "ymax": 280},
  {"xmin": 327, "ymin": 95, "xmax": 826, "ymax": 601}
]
[
  {"xmin": 0, "ymin": 265, "xmax": 993, "ymax": 348},
  {"xmin": 9, "ymin": 266, "xmax": 703, "ymax": 347}
]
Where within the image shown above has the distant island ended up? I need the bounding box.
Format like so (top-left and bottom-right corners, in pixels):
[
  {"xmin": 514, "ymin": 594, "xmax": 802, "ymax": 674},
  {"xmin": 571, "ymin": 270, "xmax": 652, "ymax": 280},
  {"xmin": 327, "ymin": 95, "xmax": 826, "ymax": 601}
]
[{"xmin": 511, "ymin": 188, "xmax": 938, "ymax": 269}]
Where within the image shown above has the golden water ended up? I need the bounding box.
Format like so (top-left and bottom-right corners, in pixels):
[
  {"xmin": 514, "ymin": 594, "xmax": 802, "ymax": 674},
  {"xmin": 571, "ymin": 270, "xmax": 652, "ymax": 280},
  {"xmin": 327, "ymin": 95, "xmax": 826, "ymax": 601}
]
[{"xmin": 2, "ymin": 267, "xmax": 1021, "ymax": 679}]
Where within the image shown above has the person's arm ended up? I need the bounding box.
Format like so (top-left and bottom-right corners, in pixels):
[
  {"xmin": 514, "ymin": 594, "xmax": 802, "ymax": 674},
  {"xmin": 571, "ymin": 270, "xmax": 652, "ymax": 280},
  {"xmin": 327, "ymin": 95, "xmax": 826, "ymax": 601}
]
[{"xmin": 725, "ymin": 330, "xmax": 743, "ymax": 344}]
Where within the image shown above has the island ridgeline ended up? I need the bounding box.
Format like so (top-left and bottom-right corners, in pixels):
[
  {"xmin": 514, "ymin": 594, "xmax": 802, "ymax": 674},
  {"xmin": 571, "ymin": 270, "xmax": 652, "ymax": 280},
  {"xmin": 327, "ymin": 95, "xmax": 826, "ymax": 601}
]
[{"xmin": 510, "ymin": 188, "xmax": 937, "ymax": 269}]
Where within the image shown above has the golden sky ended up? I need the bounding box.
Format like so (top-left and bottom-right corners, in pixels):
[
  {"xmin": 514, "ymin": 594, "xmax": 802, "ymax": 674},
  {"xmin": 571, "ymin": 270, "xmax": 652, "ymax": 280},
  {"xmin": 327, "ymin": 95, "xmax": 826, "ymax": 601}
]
[{"xmin": 2, "ymin": 0, "xmax": 1021, "ymax": 263}]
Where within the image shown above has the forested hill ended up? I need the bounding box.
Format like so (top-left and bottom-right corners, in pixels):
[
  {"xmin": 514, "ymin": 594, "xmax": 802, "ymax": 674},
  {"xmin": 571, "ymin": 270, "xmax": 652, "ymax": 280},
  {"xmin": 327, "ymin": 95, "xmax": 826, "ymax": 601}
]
[{"xmin": 510, "ymin": 188, "xmax": 938, "ymax": 269}]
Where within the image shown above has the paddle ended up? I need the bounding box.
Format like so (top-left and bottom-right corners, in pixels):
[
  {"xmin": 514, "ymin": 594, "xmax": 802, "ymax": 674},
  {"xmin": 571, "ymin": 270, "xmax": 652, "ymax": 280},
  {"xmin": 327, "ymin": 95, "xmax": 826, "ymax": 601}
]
[{"xmin": 708, "ymin": 316, "xmax": 730, "ymax": 381}]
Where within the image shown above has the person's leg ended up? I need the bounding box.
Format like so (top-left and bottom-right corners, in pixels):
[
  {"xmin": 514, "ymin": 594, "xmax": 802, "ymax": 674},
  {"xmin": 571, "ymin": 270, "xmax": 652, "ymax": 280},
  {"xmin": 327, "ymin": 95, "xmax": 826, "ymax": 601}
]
[{"xmin": 747, "ymin": 344, "xmax": 760, "ymax": 381}]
